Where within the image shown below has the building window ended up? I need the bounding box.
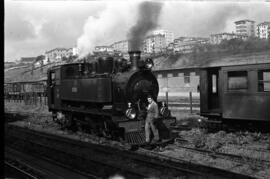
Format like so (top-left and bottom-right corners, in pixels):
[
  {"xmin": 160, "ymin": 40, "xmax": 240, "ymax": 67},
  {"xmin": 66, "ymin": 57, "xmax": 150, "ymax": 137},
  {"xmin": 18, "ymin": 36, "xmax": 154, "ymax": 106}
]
[
  {"xmin": 178, "ymin": 73, "xmax": 183, "ymax": 77},
  {"xmin": 258, "ymin": 70, "xmax": 270, "ymax": 92},
  {"xmin": 184, "ymin": 72, "xmax": 190, "ymax": 84},
  {"xmin": 227, "ymin": 71, "xmax": 248, "ymax": 90}
]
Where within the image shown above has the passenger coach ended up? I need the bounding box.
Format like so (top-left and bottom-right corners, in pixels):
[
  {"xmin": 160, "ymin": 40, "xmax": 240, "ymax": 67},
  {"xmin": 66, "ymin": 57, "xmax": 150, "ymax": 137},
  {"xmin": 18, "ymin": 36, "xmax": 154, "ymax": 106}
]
[{"xmin": 200, "ymin": 55, "xmax": 270, "ymax": 122}]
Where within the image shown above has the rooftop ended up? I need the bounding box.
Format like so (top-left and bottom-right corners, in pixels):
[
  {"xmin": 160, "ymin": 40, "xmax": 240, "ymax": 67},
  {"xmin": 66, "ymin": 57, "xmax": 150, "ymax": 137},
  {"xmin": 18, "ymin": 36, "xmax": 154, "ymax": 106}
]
[
  {"xmin": 257, "ymin": 21, "xmax": 270, "ymax": 26},
  {"xmin": 95, "ymin": 45, "xmax": 112, "ymax": 48},
  {"xmin": 153, "ymin": 51, "xmax": 270, "ymax": 71},
  {"xmin": 234, "ymin": 19, "xmax": 255, "ymax": 24},
  {"xmin": 46, "ymin": 48, "xmax": 68, "ymax": 53},
  {"xmin": 145, "ymin": 34, "xmax": 165, "ymax": 39},
  {"xmin": 112, "ymin": 40, "xmax": 128, "ymax": 45},
  {"xmin": 210, "ymin": 32, "xmax": 247, "ymax": 37}
]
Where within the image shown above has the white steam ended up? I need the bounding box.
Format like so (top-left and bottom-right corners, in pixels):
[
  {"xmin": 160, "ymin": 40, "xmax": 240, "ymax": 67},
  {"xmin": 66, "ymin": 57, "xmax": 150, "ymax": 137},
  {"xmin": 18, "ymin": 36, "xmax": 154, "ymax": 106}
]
[{"xmin": 77, "ymin": 2, "xmax": 138, "ymax": 58}]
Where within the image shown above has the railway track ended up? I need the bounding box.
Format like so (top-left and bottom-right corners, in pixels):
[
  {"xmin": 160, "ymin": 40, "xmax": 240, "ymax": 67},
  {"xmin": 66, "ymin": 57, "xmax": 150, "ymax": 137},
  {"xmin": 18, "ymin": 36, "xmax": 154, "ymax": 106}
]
[
  {"xmin": 5, "ymin": 122, "xmax": 255, "ymax": 179},
  {"xmin": 5, "ymin": 160, "xmax": 41, "ymax": 179},
  {"xmin": 172, "ymin": 139, "xmax": 270, "ymax": 169},
  {"xmin": 5, "ymin": 147, "xmax": 97, "ymax": 179}
]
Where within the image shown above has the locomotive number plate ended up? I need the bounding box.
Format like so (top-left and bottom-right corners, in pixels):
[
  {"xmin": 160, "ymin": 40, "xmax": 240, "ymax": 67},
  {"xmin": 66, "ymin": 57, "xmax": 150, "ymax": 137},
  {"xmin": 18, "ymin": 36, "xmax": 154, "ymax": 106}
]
[{"xmin": 72, "ymin": 87, "xmax": 78, "ymax": 93}]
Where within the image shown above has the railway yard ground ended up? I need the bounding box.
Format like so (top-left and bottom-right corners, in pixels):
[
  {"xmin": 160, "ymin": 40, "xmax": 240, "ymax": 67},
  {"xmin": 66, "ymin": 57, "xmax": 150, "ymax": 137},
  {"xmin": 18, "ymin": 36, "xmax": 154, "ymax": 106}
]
[{"xmin": 4, "ymin": 100, "xmax": 270, "ymax": 179}]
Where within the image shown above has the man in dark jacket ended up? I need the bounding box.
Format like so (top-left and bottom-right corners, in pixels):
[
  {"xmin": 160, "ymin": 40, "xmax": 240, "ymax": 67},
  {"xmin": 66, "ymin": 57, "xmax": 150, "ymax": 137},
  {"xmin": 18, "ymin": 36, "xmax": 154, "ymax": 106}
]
[{"xmin": 145, "ymin": 95, "xmax": 160, "ymax": 143}]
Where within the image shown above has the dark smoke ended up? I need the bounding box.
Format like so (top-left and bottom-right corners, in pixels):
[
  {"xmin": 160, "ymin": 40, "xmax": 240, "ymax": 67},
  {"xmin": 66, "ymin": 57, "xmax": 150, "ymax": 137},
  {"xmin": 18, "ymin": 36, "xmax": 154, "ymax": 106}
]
[{"xmin": 128, "ymin": 2, "xmax": 163, "ymax": 51}]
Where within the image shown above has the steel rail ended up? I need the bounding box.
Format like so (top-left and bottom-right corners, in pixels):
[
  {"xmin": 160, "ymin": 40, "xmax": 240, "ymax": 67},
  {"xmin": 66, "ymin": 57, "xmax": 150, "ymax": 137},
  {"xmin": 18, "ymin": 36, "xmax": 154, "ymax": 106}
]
[
  {"xmin": 5, "ymin": 160, "xmax": 40, "ymax": 179},
  {"xmin": 5, "ymin": 123, "xmax": 256, "ymax": 179},
  {"xmin": 173, "ymin": 139, "xmax": 270, "ymax": 168}
]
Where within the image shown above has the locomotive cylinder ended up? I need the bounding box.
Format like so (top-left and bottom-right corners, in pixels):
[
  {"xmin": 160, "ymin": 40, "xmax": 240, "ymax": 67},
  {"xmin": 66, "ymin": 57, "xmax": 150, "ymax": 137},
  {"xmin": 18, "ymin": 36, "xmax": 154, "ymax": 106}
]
[{"xmin": 129, "ymin": 51, "xmax": 141, "ymax": 71}]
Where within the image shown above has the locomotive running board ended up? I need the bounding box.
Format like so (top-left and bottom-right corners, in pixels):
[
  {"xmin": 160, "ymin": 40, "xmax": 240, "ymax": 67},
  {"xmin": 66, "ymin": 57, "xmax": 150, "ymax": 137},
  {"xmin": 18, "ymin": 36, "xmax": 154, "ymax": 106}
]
[
  {"xmin": 117, "ymin": 117, "xmax": 176, "ymax": 133},
  {"xmin": 125, "ymin": 130, "xmax": 176, "ymax": 147}
]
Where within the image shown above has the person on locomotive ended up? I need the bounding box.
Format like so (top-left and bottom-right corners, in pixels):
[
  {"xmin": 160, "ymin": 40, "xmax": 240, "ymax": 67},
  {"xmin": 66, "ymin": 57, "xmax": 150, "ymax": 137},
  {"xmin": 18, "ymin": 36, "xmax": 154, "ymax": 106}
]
[{"xmin": 145, "ymin": 95, "xmax": 160, "ymax": 144}]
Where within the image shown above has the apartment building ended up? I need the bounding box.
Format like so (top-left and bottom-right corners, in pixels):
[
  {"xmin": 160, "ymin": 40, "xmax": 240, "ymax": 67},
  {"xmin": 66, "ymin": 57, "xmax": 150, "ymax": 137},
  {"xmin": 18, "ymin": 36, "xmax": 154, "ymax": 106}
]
[
  {"xmin": 153, "ymin": 29, "xmax": 174, "ymax": 46},
  {"xmin": 256, "ymin": 22, "xmax": 270, "ymax": 39},
  {"xmin": 112, "ymin": 40, "xmax": 129, "ymax": 53},
  {"xmin": 45, "ymin": 48, "xmax": 68, "ymax": 62},
  {"xmin": 235, "ymin": 19, "xmax": 255, "ymax": 37},
  {"xmin": 143, "ymin": 34, "xmax": 166, "ymax": 54}
]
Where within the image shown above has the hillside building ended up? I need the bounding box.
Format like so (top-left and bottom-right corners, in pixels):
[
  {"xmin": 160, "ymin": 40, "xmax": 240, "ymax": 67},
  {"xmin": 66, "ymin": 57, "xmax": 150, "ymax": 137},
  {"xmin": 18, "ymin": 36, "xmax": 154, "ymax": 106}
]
[
  {"xmin": 153, "ymin": 29, "xmax": 174, "ymax": 46},
  {"xmin": 174, "ymin": 37, "xmax": 209, "ymax": 53},
  {"xmin": 45, "ymin": 47, "xmax": 78, "ymax": 64},
  {"xmin": 256, "ymin": 22, "xmax": 270, "ymax": 39},
  {"xmin": 20, "ymin": 57, "xmax": 36, "ymax": 64},
  {"xmin": 143, "ymin": 34, "xmax": 166, "ymax": 54},
  {"xmin": 94, "ymin": 46, "xmax": 113, "ymax": 53},
  {"xmin": 45, "ymin": 48, "xmax": 68, "ymax": 63},
  {"xmin": 66, "ymin": 47, "xmax": 79, "ymax": 57},
  {"xmin": 210, "ymin": 33, "xmax": 247, "ymax": 44},
  {"xmin": 112, "ymin": 40, "xmax": 129, "ymax": 53},
  {"xmin": 235, "ymin": 19, "xmax": 255, "ymax": 37}
]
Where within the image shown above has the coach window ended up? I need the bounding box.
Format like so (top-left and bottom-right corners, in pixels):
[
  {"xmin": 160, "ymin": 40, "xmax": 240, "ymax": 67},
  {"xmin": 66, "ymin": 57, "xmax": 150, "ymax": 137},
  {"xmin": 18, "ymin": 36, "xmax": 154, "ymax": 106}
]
[
  {"xmin": 227, "ymin": 71, "xmax": 248, "ymax": 91},
  {"xmin": 212, "ymin": 74, "xmax": 217, "ymax": 93},
  {"xmin": 258, "ymin": 70, "xmax": 270, "ymax": 92}
]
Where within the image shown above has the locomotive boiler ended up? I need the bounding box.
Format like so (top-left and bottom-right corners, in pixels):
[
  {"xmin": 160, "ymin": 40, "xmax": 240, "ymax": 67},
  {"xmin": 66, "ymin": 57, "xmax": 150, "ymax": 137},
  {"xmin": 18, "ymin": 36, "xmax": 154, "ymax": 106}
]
[{"xmin": 47, "ymin": 51, "xmax": 175, "ymax": 143}]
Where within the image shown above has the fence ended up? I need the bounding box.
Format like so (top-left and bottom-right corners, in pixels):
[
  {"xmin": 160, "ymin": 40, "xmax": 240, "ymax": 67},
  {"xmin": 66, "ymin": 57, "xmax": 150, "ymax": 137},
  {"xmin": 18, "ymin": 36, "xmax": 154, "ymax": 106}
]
[
  {"xmin": 158, "ymin": 91, "xmax": 200, "ymax": 114},
  {"xmin": 5, "ymin": 93, "xmax": 47, "ymax": 106},
  {"xmin": 157, "ymin": 75, "xmax": 200, "ymax": 113}
]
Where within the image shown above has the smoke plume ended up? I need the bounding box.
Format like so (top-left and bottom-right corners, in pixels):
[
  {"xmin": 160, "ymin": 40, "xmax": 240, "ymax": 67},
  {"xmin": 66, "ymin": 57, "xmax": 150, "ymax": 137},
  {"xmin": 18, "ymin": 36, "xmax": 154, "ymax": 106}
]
[
  {"xmin": 76, "ymin": 3, "xmax": 136, "ymax": 58},
  {"xmin": 128, "ymin": 2, "xmax": 163, "ymax": 51}
]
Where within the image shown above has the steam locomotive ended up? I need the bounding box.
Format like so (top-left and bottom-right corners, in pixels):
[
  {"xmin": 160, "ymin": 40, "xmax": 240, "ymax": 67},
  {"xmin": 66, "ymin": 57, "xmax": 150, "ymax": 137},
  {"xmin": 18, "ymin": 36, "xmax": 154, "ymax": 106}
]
[{"xmin": 47, "ymin": 51, "xmax": 176, "ymax": 144}]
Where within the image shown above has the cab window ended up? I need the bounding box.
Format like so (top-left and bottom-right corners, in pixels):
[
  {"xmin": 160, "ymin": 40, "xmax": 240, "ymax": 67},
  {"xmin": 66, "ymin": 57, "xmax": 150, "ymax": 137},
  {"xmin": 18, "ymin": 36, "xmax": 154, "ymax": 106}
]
[{"xmin": 50, "ymin": 71, "xmax": 55, "ymax": 85}]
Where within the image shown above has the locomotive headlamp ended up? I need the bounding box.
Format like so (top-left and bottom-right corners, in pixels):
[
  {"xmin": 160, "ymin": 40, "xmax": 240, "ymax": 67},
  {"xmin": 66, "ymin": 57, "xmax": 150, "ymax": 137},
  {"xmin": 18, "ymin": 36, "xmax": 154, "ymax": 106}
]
[
  {"xmin": 125, "ymin": 103, "xmax": 137, "ymax": 120},
  {"xmin": 128, "ymin": 102, "xmax": 132, "ymax": 108},
  {"xmin": 145, "ymin": 58, "xmax": 154, "ymax": 69}
]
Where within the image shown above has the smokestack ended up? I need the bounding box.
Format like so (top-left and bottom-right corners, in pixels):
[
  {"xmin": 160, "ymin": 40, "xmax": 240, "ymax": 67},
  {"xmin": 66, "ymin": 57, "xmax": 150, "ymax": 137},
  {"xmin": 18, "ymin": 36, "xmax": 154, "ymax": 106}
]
[{"xmin": 128, "ymin": 51, "xmax": 141, "ymax": 71}]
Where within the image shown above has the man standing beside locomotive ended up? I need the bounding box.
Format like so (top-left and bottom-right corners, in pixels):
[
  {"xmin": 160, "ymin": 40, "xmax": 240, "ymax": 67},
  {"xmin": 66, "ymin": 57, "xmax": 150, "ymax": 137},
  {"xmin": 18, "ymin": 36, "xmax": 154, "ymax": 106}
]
[{"xmin": 145, "ymin": 95, "xmax": 160, "ymax": 144}]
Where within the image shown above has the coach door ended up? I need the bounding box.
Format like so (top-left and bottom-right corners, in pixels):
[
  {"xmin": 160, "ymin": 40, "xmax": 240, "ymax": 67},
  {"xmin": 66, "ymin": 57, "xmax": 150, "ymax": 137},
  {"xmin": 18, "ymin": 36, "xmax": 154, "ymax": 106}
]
[{"xmin": 207, "ymin": 68, "xmax": 220, "ymax": 112}]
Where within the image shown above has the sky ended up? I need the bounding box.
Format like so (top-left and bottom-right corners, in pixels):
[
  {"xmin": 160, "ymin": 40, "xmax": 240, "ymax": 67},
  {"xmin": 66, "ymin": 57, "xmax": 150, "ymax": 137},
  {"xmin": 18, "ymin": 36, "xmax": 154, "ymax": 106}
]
[{"xmin": 4, "ymin": 0, "xmax": 270, "ymax": 62}]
